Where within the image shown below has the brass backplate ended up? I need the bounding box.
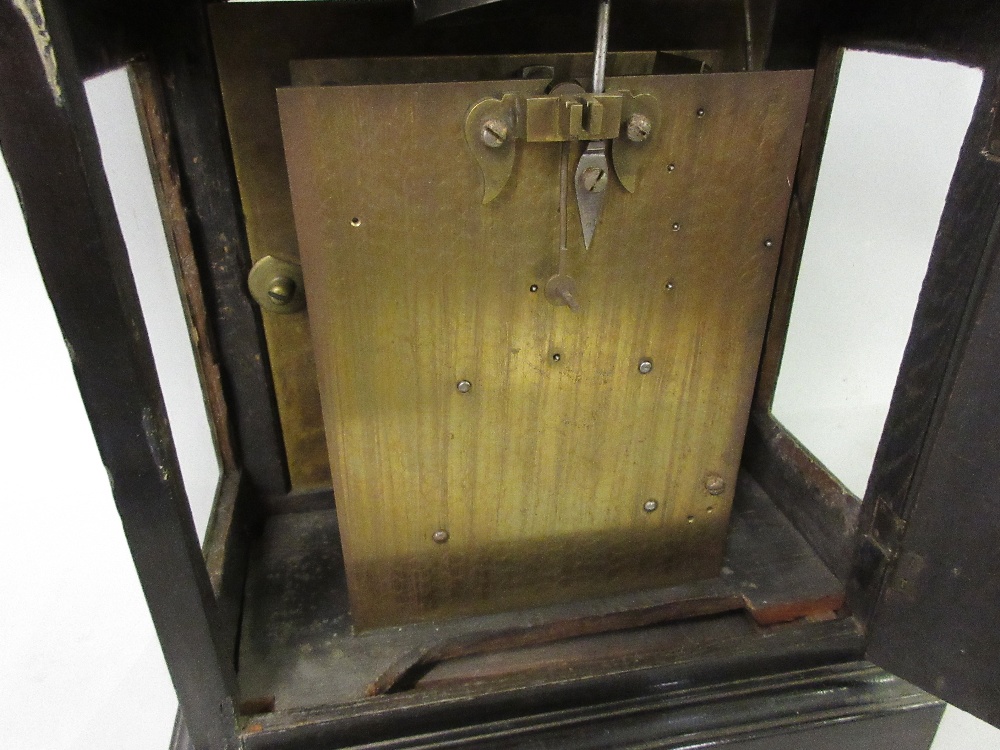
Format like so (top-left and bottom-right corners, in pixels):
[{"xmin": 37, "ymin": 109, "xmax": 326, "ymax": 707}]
[
  {"xmin": 278, "ymin": 70, "xmax": 811, "ymax": 629},
  {"xmin": 211, "ymin": 1, "xmax": 707, "ymax": 492}
]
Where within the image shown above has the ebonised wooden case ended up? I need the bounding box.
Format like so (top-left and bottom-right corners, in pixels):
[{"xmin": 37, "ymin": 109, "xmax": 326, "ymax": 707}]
[{"xmin": 4, "ymin": 0, "xmax": 1000, "ymax": 748}]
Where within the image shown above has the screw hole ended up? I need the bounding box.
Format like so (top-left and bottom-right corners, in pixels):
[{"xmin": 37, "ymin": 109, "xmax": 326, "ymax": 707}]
[
  {"xmin": 707, "ymin": 506, "xmax": 714, "ymax": 514},
  {"xmin": 350, "ymin": 217, "xmax": 361, "ymax": 227},
  {"xmin": 687, "ymin": 515, "xmax": 695, "ymax": 523}
]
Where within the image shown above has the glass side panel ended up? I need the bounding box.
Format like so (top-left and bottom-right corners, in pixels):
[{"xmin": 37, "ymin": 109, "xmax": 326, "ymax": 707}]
[{"xmin": 771, "ymin": 50, "xmax": 982, "ymax": 498}]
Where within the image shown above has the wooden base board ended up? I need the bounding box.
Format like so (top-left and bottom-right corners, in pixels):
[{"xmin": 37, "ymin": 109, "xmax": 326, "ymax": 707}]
[{"xmin": 237, "ymin": 472, "xmax": 844, "ymax": 714}]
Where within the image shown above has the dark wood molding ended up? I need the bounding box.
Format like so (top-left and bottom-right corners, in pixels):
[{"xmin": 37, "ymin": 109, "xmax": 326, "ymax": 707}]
[{"xmin": 0, "ymin": 0, "xmax": 238, "ymax": 746}]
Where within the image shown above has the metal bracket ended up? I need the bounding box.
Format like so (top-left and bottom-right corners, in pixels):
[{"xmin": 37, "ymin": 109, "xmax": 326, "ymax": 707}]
[
  {"xmin": 524, "ymin": 93, "xmax": 624, "ymax": 142},
  {"xmin": 248, "ymin": 255, "xmax": 306, "ymax": 314},
  {"xmin": 613, "ymin": 92, "xmax": 661, "ymax": 193},
  {"xmin": 464, "ymin": 94, "xmax": 519, "ymax": 204},
  {"xmin": 465, "ymin": 90, "xmax": 659, "ymax": 203}
]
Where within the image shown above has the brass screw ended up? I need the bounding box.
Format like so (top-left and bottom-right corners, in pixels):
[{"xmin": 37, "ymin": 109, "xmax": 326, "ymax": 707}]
[
  {"xmin": 267, "ymin": 277, "xmax": 296, "ymax": 306},
  {"xmin": 582, "ymin": 166, "xmax": 608, "ymax": 193},
  {"xmin": 432, "ymin": 529, "xmax": 450, "ymax": 543},
  {"xmin": 626, "ymin": 113, "xmax": 653, "ymax": 143},
  {"xmin": 643, "ymin": 499, "xmax": 659, "ymax": 513},
  {"xmin": 705, "ymin": 475, "xmax": 726, "ymax": 496},
  {"xmin": 638, "ymin": 358, "xmax": 653, "ymax": 374},
  {"xmin": 481, "ymin": 119, "xmax": 509, "ymax": 148},
  {"xmin": 457, "ymin": 380, "xmax": 472, "ymax": 393}
]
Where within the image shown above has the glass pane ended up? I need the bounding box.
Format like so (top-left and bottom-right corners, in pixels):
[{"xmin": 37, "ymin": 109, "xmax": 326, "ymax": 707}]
[
  {"xmin": 85, "ymin": 68, "xmax": 221, "ymax": 541},
  {"xmin": 771, "ymin": 50, "xmax": 982, "ymax": 498}
]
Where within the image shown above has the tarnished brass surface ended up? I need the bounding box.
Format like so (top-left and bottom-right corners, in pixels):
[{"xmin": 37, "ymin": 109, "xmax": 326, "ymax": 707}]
[
  {"xmin": 288, "ymin": 51, "xmax": 658, "ymax": 87},
  {"xmin": 278, "ymin": 70, "xmax": 812, "ymax": 628},
  {"xmin": 211, "ymin": 0, "xmax": 661, "ymax": 489}
]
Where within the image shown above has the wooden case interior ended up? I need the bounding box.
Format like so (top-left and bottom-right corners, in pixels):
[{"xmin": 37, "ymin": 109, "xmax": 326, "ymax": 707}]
[{"xmin": 194, "ymin": 0, "xmax": 870, "ymax": 726}]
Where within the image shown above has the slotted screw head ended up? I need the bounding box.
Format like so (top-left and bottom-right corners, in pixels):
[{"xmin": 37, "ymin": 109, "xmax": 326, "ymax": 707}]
[
  {"xmin": 267, "ymin": 277, "xmax": 296, "ymax": 305},
  {"xmin": 705, "ymin": 475, "xmax": 726, "ymax": 496},
  {"xmin": 481, "ymin": 119, "xmax": 509, "ymax": 148},
  {"xmin": 582, "ymin": 166, "xmax": 608, "ymax": 193},
  {"xmin": 626, "ymin": 113, "xmax": 653, "ymax": 143}
]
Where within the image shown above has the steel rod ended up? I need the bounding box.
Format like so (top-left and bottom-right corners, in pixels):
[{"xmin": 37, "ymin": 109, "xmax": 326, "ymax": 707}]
[{"xmin": 591, "ymin": 0, "xmax": 611, "ymax": 94}]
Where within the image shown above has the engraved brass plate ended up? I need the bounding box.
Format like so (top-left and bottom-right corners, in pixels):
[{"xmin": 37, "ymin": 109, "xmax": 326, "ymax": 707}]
[{"xmin": 278, "ymin": 70, "xmax": 811, "ymax": 628}]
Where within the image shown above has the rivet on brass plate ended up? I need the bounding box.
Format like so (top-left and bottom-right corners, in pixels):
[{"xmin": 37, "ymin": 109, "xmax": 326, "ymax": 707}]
[
  {"xmin": 705, "ymin": 474, "xmax": 726, "ymax": 495},
  {"xmin": 529, "ymin": 284, "xmax": 539, "ymax": 293},
  {"xmin": 456, "ymin": 380, "xmax": 472, "ymax": 393},
  {"xmin": 764, "ymin": 238, "xmax": 774, "ymax": 248},
  {"xmin": 643, "ymin": 499, "xmax": 659, "ymax": 513},
  {"xmin": 687, "ymin": 515, "xmax": 695, "ymax": 523},
  {"xmin": 351, "ymin": 217, "xmax": 362, "ymax": 227},
  {"xmin": 552, "ymin": 353, "xmax": 561, "ymax": 362},
  {"xmin": 638, "ymin": 358, "xmax": 653, "ymax": 374},
  {"xmin": 248, "ymin": 255, "xmax": 306, "ymax": 314},
  {"xmin": 665, "ymin": 281, "xmax": 675, "ymax": 291},
  {"xmin": 672, "ymin": 222, "xmax": 680, "ymax": 231},
  {"xmin": 432, "ymin": 529, "xmax": 450, "ymax": 544},
  {"xmin": 667, "ymin": 163, "xmax": 676, "ymax": 172},
  {"xmin": 696, "ymin": 107, "xmax": 706, "ymax": 118}
]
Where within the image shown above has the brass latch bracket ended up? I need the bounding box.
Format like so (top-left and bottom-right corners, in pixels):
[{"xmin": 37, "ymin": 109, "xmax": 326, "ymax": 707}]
[
  {"xmin": 465, "ymin": 90, "xmax": 660, "ymax": 204},
  {"xmin": 524, "ymin": 92, "xmax": 624, "ymax": 142}
]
